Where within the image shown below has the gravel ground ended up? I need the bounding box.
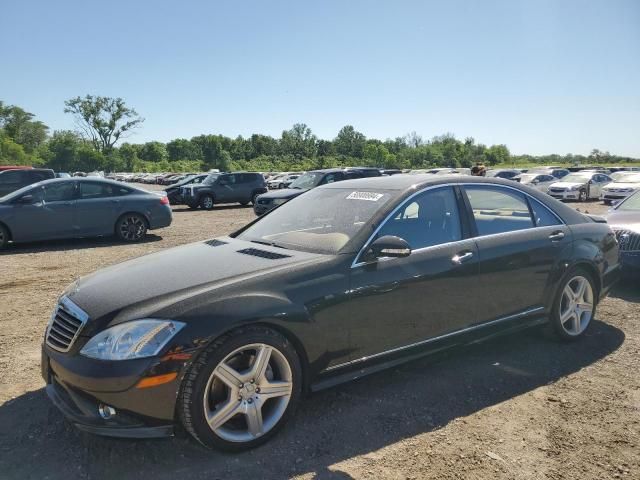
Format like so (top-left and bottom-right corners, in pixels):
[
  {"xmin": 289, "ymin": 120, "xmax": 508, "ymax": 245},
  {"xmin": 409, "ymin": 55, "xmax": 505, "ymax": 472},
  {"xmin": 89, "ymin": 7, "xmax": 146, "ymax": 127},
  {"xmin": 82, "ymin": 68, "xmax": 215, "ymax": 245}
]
[{"xmin": 0, "ymin": 186, "xmax": 637, "ymax": 480}]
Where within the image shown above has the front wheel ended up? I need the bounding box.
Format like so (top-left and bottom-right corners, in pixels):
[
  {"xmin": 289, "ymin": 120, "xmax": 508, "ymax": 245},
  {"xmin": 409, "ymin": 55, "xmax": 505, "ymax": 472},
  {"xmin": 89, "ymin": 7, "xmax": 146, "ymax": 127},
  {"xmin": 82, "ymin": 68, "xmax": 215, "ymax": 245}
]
[
  {"xmin": 178, "ymin": 326, "xmax": 302, "ymax": 451},
  {"xmin": 115, "ymin": 214, "xmax": 148, "ymax": 242},
  {"xmin": 578, "ymin": 189, "xmax": 588, "ymax": 202},
  {"xmin": 550, "ymin": 269, "xmax": 596, "ymax": 341},
  {"xmin": 200, "ymin": 195, "xmax": 215, "ymax": 210}
]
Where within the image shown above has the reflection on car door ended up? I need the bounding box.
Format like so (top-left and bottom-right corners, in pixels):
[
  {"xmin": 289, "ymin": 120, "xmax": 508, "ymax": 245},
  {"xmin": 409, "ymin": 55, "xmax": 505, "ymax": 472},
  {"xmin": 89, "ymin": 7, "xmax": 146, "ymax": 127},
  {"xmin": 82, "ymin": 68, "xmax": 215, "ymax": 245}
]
[
  {"xmin": 346, "ymin": 186, "xmax": 479, "ymax": 360},
  {"xmin": 463, "ymin": 185, "xmax": 571, "ymax": 323},
  {"xmin": 76, "ymin": 182, "xmax": 126, "ymax": 236},
  {"xmin": 12, "ymin": 182, "xmax": 77, "ymax": 241},
  {"xmin": 216, "ymin": 174, "xmax": 236, "ymax": 203}
]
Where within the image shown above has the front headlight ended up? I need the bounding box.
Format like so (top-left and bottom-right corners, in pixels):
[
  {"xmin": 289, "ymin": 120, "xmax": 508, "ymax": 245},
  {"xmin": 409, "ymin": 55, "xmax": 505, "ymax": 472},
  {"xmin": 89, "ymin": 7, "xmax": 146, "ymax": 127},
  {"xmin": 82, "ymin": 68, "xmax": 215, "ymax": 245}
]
[
  {"xmin": 272, "ymin": 198, "xmax": 288, "ymax": 206},
  {"xmin": 80, "ymin": 319, "xmax": 185, "ymax": 360}
]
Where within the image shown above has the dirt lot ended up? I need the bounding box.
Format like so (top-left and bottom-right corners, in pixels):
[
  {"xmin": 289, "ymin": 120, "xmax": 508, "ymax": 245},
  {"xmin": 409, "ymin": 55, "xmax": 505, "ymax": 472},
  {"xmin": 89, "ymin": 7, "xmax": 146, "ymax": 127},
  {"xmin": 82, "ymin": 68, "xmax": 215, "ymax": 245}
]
[{"xmin": 0, "ymin": 187, "xmax": 638, "ymax": 480}]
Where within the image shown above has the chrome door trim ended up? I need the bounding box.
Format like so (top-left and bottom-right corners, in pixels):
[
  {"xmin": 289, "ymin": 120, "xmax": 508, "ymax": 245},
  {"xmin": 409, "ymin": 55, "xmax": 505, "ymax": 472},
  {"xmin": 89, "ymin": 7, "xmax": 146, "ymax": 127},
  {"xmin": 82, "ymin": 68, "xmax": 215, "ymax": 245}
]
[
  {"xmin": 323, "ymin": 306, "xmax": 545, "ymax": 373},
  {"xmin": 351, "ymin": 181, "xmax": 566, "ymax": 268}
]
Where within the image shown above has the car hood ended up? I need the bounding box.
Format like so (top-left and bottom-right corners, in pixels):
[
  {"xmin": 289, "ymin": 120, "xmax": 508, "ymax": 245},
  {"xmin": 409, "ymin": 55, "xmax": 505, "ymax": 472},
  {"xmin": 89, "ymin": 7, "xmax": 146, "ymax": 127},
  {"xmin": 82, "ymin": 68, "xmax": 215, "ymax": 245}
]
[
  {"xmin": 258, "ymin": 188, "xmax": 307, "ymax": 200},
  {"xmin": 64, "ymin": 238, "xmax": 325, "ymax": 329},
  {"xmin": 549, "ymin": 182, "xmax": 585, "ymax": 189},
  {"xmin": 606, "ymin": 210, "xmax": 640, "ymax": 229}
]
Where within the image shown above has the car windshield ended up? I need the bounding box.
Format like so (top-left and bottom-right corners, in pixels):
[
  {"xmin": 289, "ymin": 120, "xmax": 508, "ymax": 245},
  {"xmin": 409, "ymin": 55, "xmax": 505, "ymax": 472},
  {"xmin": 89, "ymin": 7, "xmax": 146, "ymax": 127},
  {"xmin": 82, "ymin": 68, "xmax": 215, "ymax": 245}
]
[
  {"xmin": 203, "ymin": 173, "xmax": 220, "ymax": 184},
  {"xmin": 237, "ymin": 187, "xmax": 395, "ymax": 254},
  {"xmin": 618, "ymin": 191, "xmax": 640, "ymax": 211},
  {"xmin": 560, "ymin": 173, "xmax": 591, "ymax": 183},
  {"xmin": 615, "ymin": 173, "xmax": 640, "ymax": 183},
  {"xmin": 289, "ymin": 172, "xmax": 324, "ymax": 190}
]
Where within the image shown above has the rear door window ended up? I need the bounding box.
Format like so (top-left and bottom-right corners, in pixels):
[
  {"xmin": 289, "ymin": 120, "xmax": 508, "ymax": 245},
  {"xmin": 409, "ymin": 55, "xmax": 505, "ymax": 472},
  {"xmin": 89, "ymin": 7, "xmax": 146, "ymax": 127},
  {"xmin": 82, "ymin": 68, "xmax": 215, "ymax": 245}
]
[
  {"xmin": 80, "ymin": 182, "xmax": 129, "ymax": 199},
  {"xmin": 0, "ymin": 170, "xmax": 24, "ymax": 184},
  {"xmin": 464, "ymin": 186, "xmax": 534, "ymax": 236}
]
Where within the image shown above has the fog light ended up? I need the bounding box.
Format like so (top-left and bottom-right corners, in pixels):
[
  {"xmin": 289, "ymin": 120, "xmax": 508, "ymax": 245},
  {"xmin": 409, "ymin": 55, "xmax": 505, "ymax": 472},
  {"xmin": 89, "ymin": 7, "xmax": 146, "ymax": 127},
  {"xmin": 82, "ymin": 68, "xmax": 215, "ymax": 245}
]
[{"xmin": 98, "ymin": 404, "xmax": 116, "ymax": 419}]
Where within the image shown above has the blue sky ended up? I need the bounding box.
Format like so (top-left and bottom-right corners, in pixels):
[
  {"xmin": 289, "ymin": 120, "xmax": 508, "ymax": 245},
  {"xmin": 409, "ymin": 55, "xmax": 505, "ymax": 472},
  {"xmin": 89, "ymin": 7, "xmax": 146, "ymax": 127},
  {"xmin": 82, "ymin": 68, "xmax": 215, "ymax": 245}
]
[{"xmin": 1, "ymin": 0, "xmax": 639, "ymax": 156}]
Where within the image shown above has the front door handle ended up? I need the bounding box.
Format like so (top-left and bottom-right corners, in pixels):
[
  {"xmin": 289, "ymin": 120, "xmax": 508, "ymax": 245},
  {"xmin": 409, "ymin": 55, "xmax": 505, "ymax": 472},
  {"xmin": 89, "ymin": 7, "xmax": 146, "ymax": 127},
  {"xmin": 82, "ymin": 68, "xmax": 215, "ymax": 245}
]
[
  {"xmin": 549, "ymin": 231, "xmax": 565, "ymax": 241},
  {"xmin": 451, "ymin": 251, "xmax": 474, "ymax": 265}
]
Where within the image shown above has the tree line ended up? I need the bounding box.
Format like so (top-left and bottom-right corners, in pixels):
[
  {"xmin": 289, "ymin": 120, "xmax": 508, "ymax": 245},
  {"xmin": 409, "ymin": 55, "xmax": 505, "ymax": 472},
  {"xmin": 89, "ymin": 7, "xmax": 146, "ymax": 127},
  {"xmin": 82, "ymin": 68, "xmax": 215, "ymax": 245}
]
[{"xmin": 1, "ymin": 97, "xmax": 638, "ymax": 174}]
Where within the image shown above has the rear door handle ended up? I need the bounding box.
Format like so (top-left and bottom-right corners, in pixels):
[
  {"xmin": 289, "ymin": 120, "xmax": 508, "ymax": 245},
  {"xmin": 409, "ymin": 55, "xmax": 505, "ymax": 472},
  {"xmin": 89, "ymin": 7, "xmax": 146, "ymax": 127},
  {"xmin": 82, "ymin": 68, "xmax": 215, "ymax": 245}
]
[
  {"xmin": 451, "ymin": 251, "xmax": 474, "ymax": 265},
  {"xmin": 549, "ymin": 231, "xmax": 565, "ymax": 241}
]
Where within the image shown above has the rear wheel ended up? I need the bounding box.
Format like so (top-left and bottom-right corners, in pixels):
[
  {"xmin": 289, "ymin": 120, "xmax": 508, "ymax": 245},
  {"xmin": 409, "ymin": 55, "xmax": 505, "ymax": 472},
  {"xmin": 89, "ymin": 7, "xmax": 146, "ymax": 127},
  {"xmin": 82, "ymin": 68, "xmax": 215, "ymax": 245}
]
[
  {"xmin": 115, "ymin": 214, "xmax": 148, "ymax": 242},
  {"xmin": 200, "ymin": 195, "xmax": 214, "ymax": 210},
  {"xmin": 550, "ymin": 269, "xmax": 596, "ymax": 341},
  {"xmin": 178, "ymin": 326, "xmax": 302, "ymax": 451},
  {"xmin": 0, "ymin": 224, "xmax": 9, "ymax": 249}
]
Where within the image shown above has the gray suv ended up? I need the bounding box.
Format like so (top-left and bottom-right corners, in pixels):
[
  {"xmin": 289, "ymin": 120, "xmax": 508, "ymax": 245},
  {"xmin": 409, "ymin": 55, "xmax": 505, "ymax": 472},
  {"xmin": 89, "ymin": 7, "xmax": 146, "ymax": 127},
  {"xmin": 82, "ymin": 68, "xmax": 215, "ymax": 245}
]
[{"xmin": 181, "ymin": 172, "xmax": 267, "ymax": 210}]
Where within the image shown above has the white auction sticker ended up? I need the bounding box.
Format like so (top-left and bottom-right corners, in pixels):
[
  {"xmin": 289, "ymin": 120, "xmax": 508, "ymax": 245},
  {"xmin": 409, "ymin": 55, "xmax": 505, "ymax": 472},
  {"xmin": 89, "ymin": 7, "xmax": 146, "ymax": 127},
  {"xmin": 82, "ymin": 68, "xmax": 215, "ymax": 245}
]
[{"xmin": 346, "ymin": 191, "xmax": 384, "ymax": 201}]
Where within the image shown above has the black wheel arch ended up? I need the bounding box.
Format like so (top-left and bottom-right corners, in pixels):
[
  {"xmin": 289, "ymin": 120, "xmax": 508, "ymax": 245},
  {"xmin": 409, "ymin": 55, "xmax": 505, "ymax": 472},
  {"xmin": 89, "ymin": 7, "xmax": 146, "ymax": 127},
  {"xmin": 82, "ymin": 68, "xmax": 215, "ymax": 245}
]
[{"xmin": 0, "ymin": 221, "xmax": 12, "ymax": 241}]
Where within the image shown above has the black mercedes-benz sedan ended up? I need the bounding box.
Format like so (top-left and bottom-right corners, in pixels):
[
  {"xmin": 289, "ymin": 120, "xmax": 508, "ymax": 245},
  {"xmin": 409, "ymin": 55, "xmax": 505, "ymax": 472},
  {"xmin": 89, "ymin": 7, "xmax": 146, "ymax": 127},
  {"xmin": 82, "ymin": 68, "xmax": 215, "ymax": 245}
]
[{"xmin": 42, "ymin": 175, "xmax": 620, "ymax": 450}]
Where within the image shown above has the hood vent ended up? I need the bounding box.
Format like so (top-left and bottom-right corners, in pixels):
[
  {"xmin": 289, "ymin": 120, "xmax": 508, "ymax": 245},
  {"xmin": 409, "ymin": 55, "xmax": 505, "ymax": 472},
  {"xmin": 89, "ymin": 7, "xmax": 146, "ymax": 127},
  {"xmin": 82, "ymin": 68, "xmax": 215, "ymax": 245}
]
[
  {"xmin": 237, "ymin": 248, "xmax": 291, "ymax": 260},
  {"xmin": 204, "ymin": 239, "xmax": 228, "ymax": 247}
]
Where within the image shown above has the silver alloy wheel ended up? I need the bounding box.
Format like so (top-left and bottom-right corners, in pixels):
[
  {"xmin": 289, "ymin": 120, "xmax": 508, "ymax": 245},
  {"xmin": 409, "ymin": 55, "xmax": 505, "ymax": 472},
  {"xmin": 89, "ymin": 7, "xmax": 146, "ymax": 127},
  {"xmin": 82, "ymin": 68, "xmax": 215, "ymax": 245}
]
[
  {"xmin": 202, "ymin": 196, "xmax": 214, "ymax": 209},
  {"xmin": 559, "ymin": 275, "xmax": 594, "ymax": 336},
  {"xmin": 579, "ymin": 189, "xmax": 587, "ymax": 201},
  {"xmin": 119, "ymin": 216, "xmax": 145, "ymax": 241},
  {"xmin": 203, "ymin": 343, "xmax": 293, "ymax": 443}
]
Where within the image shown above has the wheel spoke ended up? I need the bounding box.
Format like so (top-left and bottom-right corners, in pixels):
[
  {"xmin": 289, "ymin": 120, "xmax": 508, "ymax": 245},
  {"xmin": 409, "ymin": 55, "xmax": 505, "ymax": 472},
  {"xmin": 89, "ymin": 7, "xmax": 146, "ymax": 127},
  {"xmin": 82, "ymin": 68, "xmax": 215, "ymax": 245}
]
[
  {"xmin": 250, "ymin": 345, "xmax": 272, "ymax": 381},
  {"xmin": 207, "ymin": 399, "xmax": 240, "ymax": 430},
  {"xmin": 258, "ymin": 380, "xmax": 292, "ymax": 399},
  {"xmin": 560, "ymin": 307, "xmax": 573, "ymax": 323},
  {"xmin": 575, "ymin": 278, "xmax": 587, "ymax": 302},
  {"xmin": 245, "ymin": 401, "xmax": 264, "ymax": 437},
  {"xmin": 572, "ymin": 312, "xmax": 581, "ymax": 333},
  {"xmin": 214, "ymin": 362, "xmax": 244, "ymax": 388}
]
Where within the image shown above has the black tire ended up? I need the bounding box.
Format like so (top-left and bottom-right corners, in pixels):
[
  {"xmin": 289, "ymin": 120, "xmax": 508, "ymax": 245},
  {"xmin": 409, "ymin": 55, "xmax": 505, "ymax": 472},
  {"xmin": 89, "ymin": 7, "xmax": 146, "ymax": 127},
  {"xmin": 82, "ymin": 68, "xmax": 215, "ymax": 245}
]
[
  {"xmin": 178, "ymin": 325, "xmax": 302, "ymax": 451},
  {"xmin": 550, "ymin": 267, "xmax": 597, "ymax": 342},
  {"xmin": 200, "ymin": 194, "xmax": 215, "ymax": 210},
  {"xmin": 115, "ymin": 213, "xmax": 148, "ymax": 242},
  {"xmin": 239, "ymin": 201, "xmax": 249, "ymax": 206},
  {"xmin": 251, "ymin": 192, "xmax": 261, "ymax": 205},
  {"xmin": 0, "ymin": 223, "xmax": 9, "ymax": 249},
  {"xmin": 603, "ymin": 199, "xmax": 611, "ymax": 206},
  {"xmin": 578, "ymin": 189, "xmax": 588, "ymax": 202}
]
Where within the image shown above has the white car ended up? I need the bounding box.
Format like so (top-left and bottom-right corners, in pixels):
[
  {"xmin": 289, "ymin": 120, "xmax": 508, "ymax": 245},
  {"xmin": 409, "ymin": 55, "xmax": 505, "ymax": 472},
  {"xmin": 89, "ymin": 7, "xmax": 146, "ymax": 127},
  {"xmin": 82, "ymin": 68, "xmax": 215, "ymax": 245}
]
[
  {"xmin": 600, "ymin": 173, "xmax": 640, "ymax": 204},
  {"xmin": 547, "ymin": 172, "xmax": 612, "ymax": 202},
  {"xmin": 514, "ymin": 173, "xmax": 556, "ymax": 192}
]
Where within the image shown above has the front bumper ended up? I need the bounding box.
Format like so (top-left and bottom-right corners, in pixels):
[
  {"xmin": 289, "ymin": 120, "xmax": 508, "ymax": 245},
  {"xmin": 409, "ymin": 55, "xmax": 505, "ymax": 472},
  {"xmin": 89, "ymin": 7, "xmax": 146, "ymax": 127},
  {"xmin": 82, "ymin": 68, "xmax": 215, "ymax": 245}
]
[
  {"xmin": 549, "ymin": 190, "xmax": 580, "ymax": 200},
  {"xmin": 601, "ymin": 192, "xmax": 633, "ymax": 201},
  {"xmin": 41, "ymin": 344, "xmax": 183, "ymax": 438},
  {"xmin": 620, "ymin": 251, "xmax": 640, "ymax": 273}
]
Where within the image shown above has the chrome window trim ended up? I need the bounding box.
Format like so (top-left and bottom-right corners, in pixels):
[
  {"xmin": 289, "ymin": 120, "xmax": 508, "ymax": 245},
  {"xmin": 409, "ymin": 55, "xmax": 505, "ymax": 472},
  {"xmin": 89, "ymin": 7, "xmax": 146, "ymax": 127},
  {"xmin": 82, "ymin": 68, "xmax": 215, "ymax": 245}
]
[
  {"xmin": 323, "ymin": 306, "xmax": 545, "ymax": 372},
  {"xmin": 351, "ymin": 182, "xmax": 566, "ymax": 268}
]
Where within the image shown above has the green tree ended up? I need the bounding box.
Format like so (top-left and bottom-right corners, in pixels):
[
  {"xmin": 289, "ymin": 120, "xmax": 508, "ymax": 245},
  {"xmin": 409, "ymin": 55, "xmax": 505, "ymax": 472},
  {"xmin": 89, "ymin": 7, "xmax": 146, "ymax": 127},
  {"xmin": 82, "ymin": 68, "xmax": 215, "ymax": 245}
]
[
  {"xmin": 484, "ymin": 144, "xmax": 511, "ymax": 165},
  {"xmin": 334, "ymin": 125, "xmax": 366, "ymax": 158},
  {"xmin": 138, "ymin": 141, "xmax": 167, "ymax": 162},
  {"xmin": 64, "ymin": 95, "xmax": 144, "ymax": 153},
  {"xmin": 280, "ymin": 123, "xmax": 317, "ymax": 158},
  {"xmin": 0, "ymin": 101, "xmax": 49, "ymax": 153},
  {"xmin": 0, "ymin": 130, "xmax": 30, "ymax": 165},
  {"xmin": 166, "ymin": 138, "xmax": 200, "ymax": 161}
]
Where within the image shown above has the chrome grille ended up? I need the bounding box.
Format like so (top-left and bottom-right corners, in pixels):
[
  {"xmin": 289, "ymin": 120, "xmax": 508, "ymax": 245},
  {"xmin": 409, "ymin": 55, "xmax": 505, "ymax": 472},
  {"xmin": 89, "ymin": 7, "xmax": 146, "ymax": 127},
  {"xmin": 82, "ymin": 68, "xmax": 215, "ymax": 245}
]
[
  {"xmin": 549, "ymin": 188, "xmax": 565, "ymax": 193},
  {"xmin": 614, "ymin": 229, "xmax": 640, "ymax": 252},
  {"xmin": 46, "ymin": 297, "xmax": 88, "ymax": 352}
]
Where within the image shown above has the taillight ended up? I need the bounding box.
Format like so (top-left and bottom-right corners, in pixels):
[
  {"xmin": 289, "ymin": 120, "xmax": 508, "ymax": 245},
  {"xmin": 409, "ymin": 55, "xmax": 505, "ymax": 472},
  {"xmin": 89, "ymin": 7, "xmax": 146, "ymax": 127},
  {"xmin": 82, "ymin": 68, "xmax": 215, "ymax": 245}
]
[{"xmin": 160, "ymin": 196, "xmax": 170, "ymax": 205}]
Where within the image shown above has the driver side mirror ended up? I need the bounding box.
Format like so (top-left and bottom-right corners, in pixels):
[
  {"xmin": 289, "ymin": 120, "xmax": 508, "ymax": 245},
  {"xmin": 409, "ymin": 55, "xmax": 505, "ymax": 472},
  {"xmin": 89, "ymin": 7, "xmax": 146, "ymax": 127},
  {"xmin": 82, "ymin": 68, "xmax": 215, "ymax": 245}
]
[{"xmin": 367, "ymin": 235, "xmax": 411, "ymax": 260}]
